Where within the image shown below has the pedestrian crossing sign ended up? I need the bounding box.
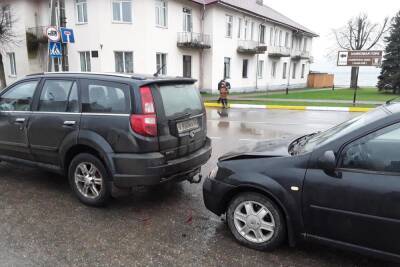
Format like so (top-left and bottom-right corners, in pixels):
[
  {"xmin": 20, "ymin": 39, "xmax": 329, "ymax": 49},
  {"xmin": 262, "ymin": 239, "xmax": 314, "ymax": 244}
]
[{"xmin": 49, "ymin": 42, "xmax": 62, "ymax": 58}]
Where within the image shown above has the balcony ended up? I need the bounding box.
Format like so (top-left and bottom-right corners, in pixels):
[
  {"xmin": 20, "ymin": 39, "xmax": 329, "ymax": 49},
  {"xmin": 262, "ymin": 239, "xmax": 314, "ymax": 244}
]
[
  {"xmin": 268, "ymin": 46, "xmax": 291, "ymax": 57},
  {"xmin": 237, "ymin": 40, "xmax": 267, "ymax": 54},
  {"xmin": 292, "ymin": 50, "xmax": 311, "ymax": 60},
  {"xmin": 177, "ymin": 32, "xmax": 211, "ymax": 49}
]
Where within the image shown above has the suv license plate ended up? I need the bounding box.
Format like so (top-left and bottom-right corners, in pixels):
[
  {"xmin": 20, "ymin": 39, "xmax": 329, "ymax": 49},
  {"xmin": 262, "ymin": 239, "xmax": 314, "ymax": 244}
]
[{"xmin": 177, "ymin": 118, "xmax": 200, "ymax": 133}]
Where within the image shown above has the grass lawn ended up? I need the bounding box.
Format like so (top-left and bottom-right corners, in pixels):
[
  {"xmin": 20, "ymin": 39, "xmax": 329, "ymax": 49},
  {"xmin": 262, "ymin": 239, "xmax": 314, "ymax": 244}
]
[
  {"xmin": 252, "ymin": 87, "xmax": 396, "ymax": 102},
  {"xmin": 227, "ymin": 100, "xmax": 377, "ymax": 108}
]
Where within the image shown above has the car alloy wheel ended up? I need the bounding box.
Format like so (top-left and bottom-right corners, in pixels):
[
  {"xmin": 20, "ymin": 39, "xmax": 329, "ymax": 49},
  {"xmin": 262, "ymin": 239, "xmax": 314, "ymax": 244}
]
[
  {"xmin": 74, "ymin": 162, "xmax": 103, "ymax": 199},
  {"xmin": 233, "ymin": 200, "xmax": 276, "ymax": 244}
]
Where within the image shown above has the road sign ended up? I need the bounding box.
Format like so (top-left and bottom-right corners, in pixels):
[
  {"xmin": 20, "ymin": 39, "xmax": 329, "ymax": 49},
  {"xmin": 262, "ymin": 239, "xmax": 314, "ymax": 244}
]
[
  {"xmin": 337, "ymin": 50, "xmax": 383, "ymax": 67},
  {"xmin": 60, "ymin": 28, "xmax": 75, "ymax": 43},
  {"xmin": 45, "ymin": 26, "xmax": 61, "ymax": 42},
  {"xmin": 49, "ymin": 42, "xmax": 62, "ymax": 58}
]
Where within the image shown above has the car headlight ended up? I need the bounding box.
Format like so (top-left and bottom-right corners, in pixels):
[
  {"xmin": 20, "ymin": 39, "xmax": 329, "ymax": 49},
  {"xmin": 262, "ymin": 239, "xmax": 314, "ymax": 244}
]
[{"xmin": 209, "ymin": 166, "xmax": 219, "ymax": 179}]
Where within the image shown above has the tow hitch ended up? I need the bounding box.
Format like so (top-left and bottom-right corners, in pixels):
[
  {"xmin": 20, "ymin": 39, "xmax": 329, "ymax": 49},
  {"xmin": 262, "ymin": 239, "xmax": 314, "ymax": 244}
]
[{"xmin": 187, "ymin": 169, "xmax": 203, "ymax": 184}]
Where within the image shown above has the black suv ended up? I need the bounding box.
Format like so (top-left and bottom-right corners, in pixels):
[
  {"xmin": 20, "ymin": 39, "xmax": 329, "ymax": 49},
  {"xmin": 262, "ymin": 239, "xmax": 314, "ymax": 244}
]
[{"xmin": 0, "ymin": 72, "xmax": 211, "ymax": 206}]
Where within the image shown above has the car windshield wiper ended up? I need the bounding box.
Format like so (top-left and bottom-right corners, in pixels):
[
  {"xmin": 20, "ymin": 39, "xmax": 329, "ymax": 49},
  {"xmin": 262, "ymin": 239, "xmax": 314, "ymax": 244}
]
[{"xmin": 289, "ymin": 132, "xmax": 320, "ymax": 155}]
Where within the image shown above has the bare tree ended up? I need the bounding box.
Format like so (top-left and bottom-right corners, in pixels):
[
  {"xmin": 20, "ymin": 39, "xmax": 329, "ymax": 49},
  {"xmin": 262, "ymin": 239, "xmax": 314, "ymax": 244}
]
[
  {"xmin": 333, "ymin": 14, "xmax": 390, "ymax": 88},
  {"xmin": 0, "ymin": 4, "xmax": 18, "ymax": 89}
]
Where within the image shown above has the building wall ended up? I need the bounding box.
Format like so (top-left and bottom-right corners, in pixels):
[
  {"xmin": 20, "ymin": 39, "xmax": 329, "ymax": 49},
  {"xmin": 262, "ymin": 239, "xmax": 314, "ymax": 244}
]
[{"xmin": 1, "ymin": 0, "xmax": 315, "ymax": 93}]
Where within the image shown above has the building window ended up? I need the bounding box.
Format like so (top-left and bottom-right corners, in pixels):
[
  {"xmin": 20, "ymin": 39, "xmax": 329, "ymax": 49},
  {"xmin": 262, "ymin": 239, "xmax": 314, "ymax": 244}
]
[
  {"xmin": 303, "ymin": 38, "xmax": 308, "ymax": 52},
  {"xmin": 112, "ymin": 0, "xmax": 132, "ymax": 23},
  {"xmin": 225, "ymin": 15, "xmax": 233, "ymax": 38},
  {"xmin": 271, "ymin": 61, "xmax": 277, "ymax": 78},
  {"xmin": 250, "ymin": 22, "xmax": 255, "ymax": 41},
  {"xmin": 285, "ymin": 32, "xmax": 289, "ymax": 48},
  {"xmin": 79, "ymin": 51, "xmax": 91, "ymax": 72},
  {"xmin": 279, "ymin": 30, "xmax": 282, "ymax": 46},
  {"xmin": 183, "ymin": 55, "xmax": 192, "ymax": 78},
  {"xmin": 224, "ymin": 57, "xmax": 231, "ymax": 79},
  {"xmin": 242, "ymin": 59, "xmax": 248, "ymax": 78},
  {"xmin": 155, "ymin": 0, "xmax": 167, "ymax": 27},
  {"xmin": 7, "ymin": 53, "xmax": 16, "ymax": 76},
  {"xmin": 114, "ymin": 51, "xmax": 133, "ymax": 73},
  {"xmin": 301, "ymin": 64, "xmax": 306, "ymax": 78},
  {"xmin": 244, "ymin": 20, "xmax": 249, "ymax": 40},
  {"xmin": 183, "ymin": 8, "xmax": 192, "ymax": 32},
  {"xmin": 282, "ymin": 62, "xmax": 287, "ymax": 79},
  {"xmin": 269, "ymin": 27, "xmax": 273, "ymax": 46},
  {"xmin": 257, "ymin": 60, "xmax": 264, "ymax": 79},
  {"xmin": 76, "ymin": 0, "xmax": 88, "ymax": 23},
  {"xmin": 292, "ymin": 62, "xmax": 297, "ymax": 79},
  {"xmin": 156, "ymin": 53, "xmax": 167, "ymax": 75},
  {"xmin": 259, "ymin": 25, "xmax": 266, "ymax": 44},
  {"xmin": 274, "ymin": 29, "xmax": 278, "ymax": 46},
  {"xmin": 238, "ymin": 18, "xmax": 242, "ymax": 39},
  {"xmin": 3, "ymin": 5, "xmax": 12, "ymax": 27}
]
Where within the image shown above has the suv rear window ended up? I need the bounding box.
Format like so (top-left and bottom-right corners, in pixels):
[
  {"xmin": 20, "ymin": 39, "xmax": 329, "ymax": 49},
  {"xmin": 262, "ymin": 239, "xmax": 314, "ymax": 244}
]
[{"xmin": 158, "ymin": 84, "xmax": 202, "ymax": 117}]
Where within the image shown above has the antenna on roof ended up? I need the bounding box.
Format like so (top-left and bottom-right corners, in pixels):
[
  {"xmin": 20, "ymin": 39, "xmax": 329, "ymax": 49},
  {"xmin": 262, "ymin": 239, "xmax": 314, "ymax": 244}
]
[{"xmin": 153, "ymin": 64, "xmax": 166, "ymax": 77}]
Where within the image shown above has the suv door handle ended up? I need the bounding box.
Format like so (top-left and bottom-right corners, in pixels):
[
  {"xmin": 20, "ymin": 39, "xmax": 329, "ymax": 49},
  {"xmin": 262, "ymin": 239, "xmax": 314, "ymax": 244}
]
[
  {"xmin": 63, "ymin": 121, "xmax": 76, "ymax": 126},
  {"xmin": 15, "ymin": 118, "xmax": 26, "ymax": 123}
]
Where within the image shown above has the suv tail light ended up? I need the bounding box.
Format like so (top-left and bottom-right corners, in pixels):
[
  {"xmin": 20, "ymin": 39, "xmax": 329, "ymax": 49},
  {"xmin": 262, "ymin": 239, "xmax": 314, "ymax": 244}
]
[{"xmin": 130, "ymin": 86, "xmax": 158, "ymax": 137}]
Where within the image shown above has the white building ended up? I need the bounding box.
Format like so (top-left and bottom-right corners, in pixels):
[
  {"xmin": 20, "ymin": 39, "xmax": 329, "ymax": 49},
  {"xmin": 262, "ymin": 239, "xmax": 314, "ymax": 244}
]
[{"xmin": 1, "ymin": 0, "xmax": 318, "ymax": 93}]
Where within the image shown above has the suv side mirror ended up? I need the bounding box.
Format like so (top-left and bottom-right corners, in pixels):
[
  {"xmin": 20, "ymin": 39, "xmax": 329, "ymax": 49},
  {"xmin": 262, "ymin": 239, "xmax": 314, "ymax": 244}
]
[{"xmin": 318, "ymin": 150, "xmax": 336, "ymax": 173}]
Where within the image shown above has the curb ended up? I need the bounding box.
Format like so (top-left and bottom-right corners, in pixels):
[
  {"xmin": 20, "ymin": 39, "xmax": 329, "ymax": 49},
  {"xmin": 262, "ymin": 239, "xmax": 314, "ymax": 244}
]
[{"xmin": 204, "ymin": 102, "xmax": 372, "ymax": 113}]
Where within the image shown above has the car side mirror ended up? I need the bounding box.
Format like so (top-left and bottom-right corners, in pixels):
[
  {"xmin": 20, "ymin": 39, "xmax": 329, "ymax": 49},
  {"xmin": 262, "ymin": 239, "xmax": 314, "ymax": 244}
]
[{"xmin": 318, "ymin": 150, "xmax": 336, "ymax": 173}]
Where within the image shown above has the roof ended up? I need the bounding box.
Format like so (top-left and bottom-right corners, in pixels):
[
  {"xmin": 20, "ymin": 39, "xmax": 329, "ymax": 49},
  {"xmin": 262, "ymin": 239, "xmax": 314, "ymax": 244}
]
[{"xmin": 191, "ymin": 0, "xmax": 318, "ymax": 37}]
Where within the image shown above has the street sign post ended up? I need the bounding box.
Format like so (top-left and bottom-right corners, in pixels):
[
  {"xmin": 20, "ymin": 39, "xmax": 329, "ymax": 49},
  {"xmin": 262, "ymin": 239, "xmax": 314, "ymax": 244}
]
[
  {"xmin": 60, "ymin": 28, "xmax": 75, "ymax": 43},
  {"xmin": 337, "ymin": 50, "xmax": 383, "ymax": 67},
  {"xmin": 49, "ymin": 42, "xmax": 63, "ymax": 58}
]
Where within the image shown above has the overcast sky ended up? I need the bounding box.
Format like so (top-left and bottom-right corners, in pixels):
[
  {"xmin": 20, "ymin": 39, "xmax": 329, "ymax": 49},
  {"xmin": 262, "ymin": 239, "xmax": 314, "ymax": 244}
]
[{"xmin": 265, "ymin": 0, "xmax": 399, "ymax": 85}]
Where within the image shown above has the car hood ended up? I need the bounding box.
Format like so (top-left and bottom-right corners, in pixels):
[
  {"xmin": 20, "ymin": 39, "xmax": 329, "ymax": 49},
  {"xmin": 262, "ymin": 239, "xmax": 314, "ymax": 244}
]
[{"xmin": 219, "ymin": 137, "xmax": 295, "ymax": 161}]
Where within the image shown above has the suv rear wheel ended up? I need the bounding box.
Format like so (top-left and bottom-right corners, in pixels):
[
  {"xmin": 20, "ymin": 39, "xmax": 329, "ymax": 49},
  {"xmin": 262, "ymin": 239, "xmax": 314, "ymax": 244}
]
[
  {"xmin": 68, "ymin": 153, "xmax": 111, "ymax": 206},
  {"xmin": 226, "ymin": 192, "xmax": 286, "ymax": 251}
]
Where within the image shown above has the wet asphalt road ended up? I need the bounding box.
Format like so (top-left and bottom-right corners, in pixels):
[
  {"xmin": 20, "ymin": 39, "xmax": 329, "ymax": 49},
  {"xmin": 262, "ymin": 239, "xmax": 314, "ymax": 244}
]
[{"xmin": 0, "ymin": 108, "xmax": 395, "ymax": 266}]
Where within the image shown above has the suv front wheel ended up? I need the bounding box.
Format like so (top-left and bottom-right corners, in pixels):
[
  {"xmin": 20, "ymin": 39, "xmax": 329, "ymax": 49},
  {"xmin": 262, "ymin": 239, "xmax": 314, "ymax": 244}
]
[{"xmin": 68, "ymin": 153, "xmax": 111, "ymax": 206}]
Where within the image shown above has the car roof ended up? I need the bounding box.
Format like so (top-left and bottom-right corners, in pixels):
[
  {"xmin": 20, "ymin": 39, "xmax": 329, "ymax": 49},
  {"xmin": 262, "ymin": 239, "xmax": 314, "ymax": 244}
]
[{"xmin": 26, "ymin": 72, "xmax": 197, "ymax": 85}]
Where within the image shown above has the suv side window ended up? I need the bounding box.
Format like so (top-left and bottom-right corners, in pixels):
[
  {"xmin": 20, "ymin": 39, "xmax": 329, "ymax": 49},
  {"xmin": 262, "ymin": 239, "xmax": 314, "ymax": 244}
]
[
  {"xmin": 39, "ymin": 80, "xmax": 78, "ymax": 112},
  {"xmin": 0, "ymin": 80, "xmax": 38, "ymax": 111},
  {"xmin": 340, "ymin": 123, "xmax": 400, "ymax": 174},
  {"xmin": 83, "ymin": 80, "xmax": 130, "ymax": 114}
]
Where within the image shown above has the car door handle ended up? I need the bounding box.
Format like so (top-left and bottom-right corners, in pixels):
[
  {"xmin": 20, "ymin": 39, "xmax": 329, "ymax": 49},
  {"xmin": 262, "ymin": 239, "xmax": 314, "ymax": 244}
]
[
  {"xmin": 15, "ymin": 118, "xmax": 26, "ymax": 123},
  {"xmin": 63, "ymin": 121, "xmax": 76, "ymax": 126}
]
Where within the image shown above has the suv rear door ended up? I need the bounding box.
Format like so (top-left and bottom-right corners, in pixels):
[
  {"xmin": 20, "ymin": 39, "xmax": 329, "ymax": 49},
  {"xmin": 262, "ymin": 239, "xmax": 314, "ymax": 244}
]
[
  {"xmin": 152, "ymin": 82, "xmax": 207, "ymax": 160},
  {"xmin": 28, "ymin": 78, "xmax": 81, "ymax": 166}
]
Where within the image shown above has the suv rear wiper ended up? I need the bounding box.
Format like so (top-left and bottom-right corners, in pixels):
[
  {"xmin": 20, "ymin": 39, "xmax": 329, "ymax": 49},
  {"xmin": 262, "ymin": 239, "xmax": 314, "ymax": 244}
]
[{"xmin": 171, "ymin": 112, "xmax": 191, "ymax": 121}]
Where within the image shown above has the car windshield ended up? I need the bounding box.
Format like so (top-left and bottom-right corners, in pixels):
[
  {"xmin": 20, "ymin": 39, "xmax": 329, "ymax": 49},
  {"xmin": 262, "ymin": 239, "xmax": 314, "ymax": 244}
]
[{"xmin": 292, "ymin": 107, "xmax": 389, "ymax": 154}]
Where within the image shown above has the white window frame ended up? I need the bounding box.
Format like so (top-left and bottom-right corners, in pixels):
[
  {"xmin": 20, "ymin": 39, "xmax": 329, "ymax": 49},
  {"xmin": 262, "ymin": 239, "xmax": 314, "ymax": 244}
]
[
  {"xmin": 301, "ymin": 64, "xmax": 306, "ymax": 79},
  {"xmin": 257, "ymin": 60, "xmax": 264, "ymax": 79},
  {"xmin": 244, "ymin": 20, "xmax": 249, "ymax": 40},
  {"xmin": 156, "ymin": 53, "xmax": 167, "ymax": 75},
  {"xmin": 259, "ymin": 24, "xmax": 266, "ymax": 44},
  {"xmin": 225, "ymin": 15, "xmax": 233, "ymax": 38},
  {"xmin": 250, "ymin": 21, "xmax": 255, "ymax": 41},
  {"xmin": 79, "ymin": 51, "xmax": 91, "ymax": 72},
  {"xmin": 76, "ymin": 0, "xmax": 88, "ymax": 24},
  {"xmin": 282, "ymin": 62, "xmax": 287, "ymax": 79},
  {"xmin": 224, "ymin": 57, "xmax": 231, "ymax": 79},
  {"xmin": 292, "ymin": 62, "xmax": 297, "ymax": 79},
  {"xmin": 3, "ymin": 5, "xmax": 12, "ymax": 28},
  {"xmin": 7, "ymin": 52, "xmax": 16, "ymax": 77},
  {"xmin": 155, "ymin": 0, "xmax": 167, "ymax": 28},
  {"xmin": 271, "ymin": 61, "xmax": 277, "ymax": 79},
  {"xmin": 112, "ymin": 0, "xmax": 132, "ymax": 23},
  {"xmin": 183, "ymin": 7, "xmax": 192, "ymax": 32},
  {"xmin": 269, "ymin": 27, "xmax": 273, "ymax": 46},
  {"xmin": 279, "ymin": 30, "xmax": 282, "ymax": 47},
  {"xmin": 284, "ymin": 32, "xmax": 289, "ymax": 48},
  {"xmin": 238, "ymin": 18, "xmax": 242, "ymax": 39},
  {"xmin": 114, "ymin": 51, "xmax": 134, "ymax": 73}
]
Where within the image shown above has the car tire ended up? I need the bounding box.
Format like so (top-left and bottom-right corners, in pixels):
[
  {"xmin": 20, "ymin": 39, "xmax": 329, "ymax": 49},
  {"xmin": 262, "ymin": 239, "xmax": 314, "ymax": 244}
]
[
  {"xmin": 226, "ymin": 192, "xmax": 286, "ymax": 251},
  {"xmin": 68, "ymin": 153, "xmax": 112, "ymax": 207}
]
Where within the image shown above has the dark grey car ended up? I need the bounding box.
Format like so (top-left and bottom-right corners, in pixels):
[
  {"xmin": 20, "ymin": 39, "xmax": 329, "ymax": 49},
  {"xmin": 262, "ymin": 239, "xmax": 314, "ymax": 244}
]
[{"xmin": 0, "ymin": 72, "xmax": 211, "ymax": 206}]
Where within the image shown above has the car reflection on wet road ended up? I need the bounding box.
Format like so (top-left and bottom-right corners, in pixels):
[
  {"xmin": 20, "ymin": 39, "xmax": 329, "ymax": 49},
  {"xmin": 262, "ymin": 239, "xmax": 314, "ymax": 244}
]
[{"xmin": 0, "ymin": 108, "xmax": 394, "ymax": 266}]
